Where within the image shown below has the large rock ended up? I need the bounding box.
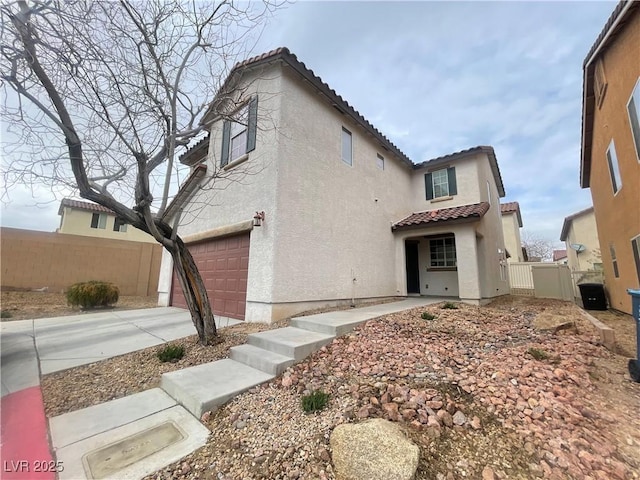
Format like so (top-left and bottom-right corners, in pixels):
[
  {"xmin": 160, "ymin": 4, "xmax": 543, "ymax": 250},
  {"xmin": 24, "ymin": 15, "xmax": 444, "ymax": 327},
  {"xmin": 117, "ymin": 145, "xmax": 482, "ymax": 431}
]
[{"xmin": 330, "ymin": 418, "xmax": 420, "ymax": 480}]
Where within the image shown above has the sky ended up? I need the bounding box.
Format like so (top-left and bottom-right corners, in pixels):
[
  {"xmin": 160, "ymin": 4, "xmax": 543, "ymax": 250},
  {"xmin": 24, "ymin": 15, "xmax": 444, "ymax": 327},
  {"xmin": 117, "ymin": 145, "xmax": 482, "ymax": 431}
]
[{"xmin": 0, "ymin": 0, "xmax": 617, "ymax": 247}]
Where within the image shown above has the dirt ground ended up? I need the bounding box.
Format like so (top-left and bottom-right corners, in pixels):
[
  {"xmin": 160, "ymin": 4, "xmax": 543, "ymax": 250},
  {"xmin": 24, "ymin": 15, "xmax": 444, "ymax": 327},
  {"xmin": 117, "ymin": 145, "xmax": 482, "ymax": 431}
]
[
  {"xmin": 0, "ymin": 290, "xmax": 157, "ymax": 321},
  {"xmin": 32, "ymin": 294, "xmax": 640, "ymax": 480}
]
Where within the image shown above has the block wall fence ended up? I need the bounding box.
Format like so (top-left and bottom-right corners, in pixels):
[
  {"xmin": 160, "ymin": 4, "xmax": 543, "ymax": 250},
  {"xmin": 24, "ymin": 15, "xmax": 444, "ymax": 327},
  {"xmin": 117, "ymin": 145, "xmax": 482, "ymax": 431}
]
[{"xmin": 1, "ymin": 227, "xmax": 162, "ymax": 296}]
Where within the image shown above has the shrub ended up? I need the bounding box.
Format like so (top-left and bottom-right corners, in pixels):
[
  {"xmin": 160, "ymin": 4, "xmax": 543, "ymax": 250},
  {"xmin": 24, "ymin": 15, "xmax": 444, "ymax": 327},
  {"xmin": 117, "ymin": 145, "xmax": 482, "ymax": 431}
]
[
  {"xmin": 421, "ymin": 311, "xmax": 436, "ymax": 320},
  {"xmin": 157, "ymin": 344, "xmax": 185, "ymax": 363},
  {"xmin": 301, "ymin": 390, "xmax": 329, "ymax": 413},
  {"xmin": 0, "ymin": 310, "xmax": 12, "ymax": 319},
  {"xmin": 66, "ymin": 281, "xmax": 119, "ymax": 309},
  {"xmin": 527, "ymin": 347, "xmax": 550, "ymax": 361},
  {"xmin": 441, "ymin": 302, "xmax": 459, "ymax": 310}
]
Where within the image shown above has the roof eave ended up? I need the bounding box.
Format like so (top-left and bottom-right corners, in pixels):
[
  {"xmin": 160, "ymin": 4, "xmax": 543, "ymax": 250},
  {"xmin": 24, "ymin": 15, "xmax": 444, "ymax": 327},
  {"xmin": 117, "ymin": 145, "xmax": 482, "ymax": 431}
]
[{"xmin": 162, "ymin": 164, "xmax": 207, "ymax": 222}]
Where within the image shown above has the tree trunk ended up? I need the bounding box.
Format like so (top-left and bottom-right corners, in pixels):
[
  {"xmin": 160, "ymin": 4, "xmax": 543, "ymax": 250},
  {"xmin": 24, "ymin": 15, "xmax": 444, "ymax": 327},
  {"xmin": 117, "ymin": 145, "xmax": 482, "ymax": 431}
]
[{"xmin": 168, "ymin": 237, "xmax": 217, "ymax": 345}]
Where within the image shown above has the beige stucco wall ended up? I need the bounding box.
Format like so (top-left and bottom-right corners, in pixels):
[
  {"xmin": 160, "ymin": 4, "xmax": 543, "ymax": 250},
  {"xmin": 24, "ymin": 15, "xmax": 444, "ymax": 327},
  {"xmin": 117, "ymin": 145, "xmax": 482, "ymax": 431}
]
[
  {"xmin": 563, "ymin": 210, "xmax": 601, "ymax": 272},
  {"xmin": 59, "ymin": 207, "xmax": 156, "ymax": 243},
  {"xmin": 502, "ymin": 213, "xmax": 524, "ymax": 262},
  {"xmin": 157, "ymin": 66, "xmax": 283, "ymax": 322}
]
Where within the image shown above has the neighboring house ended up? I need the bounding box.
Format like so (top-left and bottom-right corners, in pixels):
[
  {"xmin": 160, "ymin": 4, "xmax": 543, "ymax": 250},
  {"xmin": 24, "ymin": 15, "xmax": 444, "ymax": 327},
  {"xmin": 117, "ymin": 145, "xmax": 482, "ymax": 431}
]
[
  {"xmin": 157, "ymin": 48, "xmax": 510, "ymax": 323},
  {"xmin": 500, "ymin": 202, "xmax": 524, "ymax": 262},
  {"xmin": 57, "ymin": 198, "xmax": 155, "ymax": 243},
  {"xmin": 559, "ymin": 207, "xmax": 602, "ymax": 272},
  {"xmin": 579, "ymin": 1, "xmax": 640, "ymax": 314},
  {"xmin": 552, "ymin": 249, "xmax": 568, "ymax": 265}
]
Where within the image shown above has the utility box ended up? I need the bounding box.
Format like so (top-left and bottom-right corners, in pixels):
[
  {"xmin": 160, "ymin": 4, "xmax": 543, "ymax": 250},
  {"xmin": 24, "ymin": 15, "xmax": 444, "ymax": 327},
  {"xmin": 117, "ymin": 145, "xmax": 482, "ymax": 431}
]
[
  {"xmin": 578, "ymin": 283, "xmax": 607, "ymax": 310},
  {"xmin": 627, "ymin": 289, "xmax": 640, "ymax": 383}
]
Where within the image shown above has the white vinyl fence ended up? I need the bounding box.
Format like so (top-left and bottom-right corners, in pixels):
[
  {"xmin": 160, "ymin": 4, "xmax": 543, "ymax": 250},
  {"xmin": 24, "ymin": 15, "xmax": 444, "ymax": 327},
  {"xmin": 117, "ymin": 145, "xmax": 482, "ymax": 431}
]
[{"xmin": 508, "ymin": 262, "xmax": 576, "ymax": 301}]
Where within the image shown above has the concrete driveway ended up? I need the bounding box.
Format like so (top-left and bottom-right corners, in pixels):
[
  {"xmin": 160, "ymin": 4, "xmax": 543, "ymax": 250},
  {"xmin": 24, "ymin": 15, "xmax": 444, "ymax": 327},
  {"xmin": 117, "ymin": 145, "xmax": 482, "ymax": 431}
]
[
  {"xmin": 1, "ymin": 307, "xmax": 237, "ymax": 396},
  {"xmin": 0, "ymin": 307, "xmax": 232, "ymax": 480}
]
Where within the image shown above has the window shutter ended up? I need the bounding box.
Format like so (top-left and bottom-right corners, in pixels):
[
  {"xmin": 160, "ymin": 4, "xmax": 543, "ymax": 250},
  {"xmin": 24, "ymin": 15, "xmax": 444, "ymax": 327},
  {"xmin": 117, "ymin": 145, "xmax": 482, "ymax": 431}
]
[
  {"xmin": 425, "ymin": 173, "xmax": 434, "ymax": 200},
  {"xmin": 221, "ymin": 120, "xmax": 231, "ymax": 167},
  {"xmin": 447, "ymin": 167, "xmax": 457, "ymax": 196},
  {"xmin": 246, "ymin": 96, "xmax": 258, "ymax": 153}
]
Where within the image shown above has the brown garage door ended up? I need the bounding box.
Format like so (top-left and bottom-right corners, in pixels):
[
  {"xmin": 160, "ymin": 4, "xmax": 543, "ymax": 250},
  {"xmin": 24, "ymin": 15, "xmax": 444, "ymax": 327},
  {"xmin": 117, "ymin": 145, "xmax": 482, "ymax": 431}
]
[{"xmin": 171, "ymin": 233, "xmax": 250, "ymax": 320}]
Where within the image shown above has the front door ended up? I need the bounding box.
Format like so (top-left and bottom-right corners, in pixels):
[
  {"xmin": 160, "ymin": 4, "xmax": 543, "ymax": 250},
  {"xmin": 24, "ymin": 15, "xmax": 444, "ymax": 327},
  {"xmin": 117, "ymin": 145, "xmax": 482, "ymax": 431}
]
[{"xmin": 405, "ymin": 241, "xmax": 420, "ymax": 294}]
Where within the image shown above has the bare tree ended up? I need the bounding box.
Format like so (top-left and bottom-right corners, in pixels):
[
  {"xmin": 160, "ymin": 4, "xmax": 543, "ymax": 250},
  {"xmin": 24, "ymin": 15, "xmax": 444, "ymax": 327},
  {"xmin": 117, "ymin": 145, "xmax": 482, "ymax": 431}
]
[
  {"xmin": 521, "ymin": 230, "xmax": 554, "ymax": 262},
  {"xmin": 1, "ymin": 0, "xmax": 277, "ymax": 344}
]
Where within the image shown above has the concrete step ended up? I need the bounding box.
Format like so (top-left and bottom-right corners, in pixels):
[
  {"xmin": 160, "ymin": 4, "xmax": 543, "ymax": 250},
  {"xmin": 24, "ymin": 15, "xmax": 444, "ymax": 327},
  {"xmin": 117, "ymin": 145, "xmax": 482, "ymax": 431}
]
[
  {"xmin": 290, "ymin": 310, "xmax": 376, "ymax": 336},
  {"xmin": 246, "ymin": 327, "xmax": 335, "ymax": 361},
  {"xmin": 229, "ymin": 344, "xmax": 295, "ymax": 375},
  {"xmin": 161, "ymin": 359, "xmax": 274, "ymax": 418}
]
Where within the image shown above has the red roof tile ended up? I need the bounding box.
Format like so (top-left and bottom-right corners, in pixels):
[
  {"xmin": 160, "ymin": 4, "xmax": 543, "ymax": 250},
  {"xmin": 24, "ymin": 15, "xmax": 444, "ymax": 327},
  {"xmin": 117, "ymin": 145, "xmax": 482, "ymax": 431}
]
[
  {"xmin": 58, "ymin": 198, "xmax": 114, "ymax": 216},
  {"xmin": 553, "ymin": 249, "xmax": 568, "ymax": 262},
  {"xmin": 500, "ymin": 201, "xmax": 523, "ymax": 227},
  {"xmin": 392, "ymin": 202, "xmax": 490, "ymax": 231}
]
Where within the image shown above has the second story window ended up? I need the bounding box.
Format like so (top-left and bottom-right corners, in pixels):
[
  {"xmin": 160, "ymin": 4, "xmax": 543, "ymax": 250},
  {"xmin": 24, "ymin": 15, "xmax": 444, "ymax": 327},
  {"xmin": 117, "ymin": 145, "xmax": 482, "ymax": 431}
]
[
  {"xmin": 628, "ymin": 77, "xmax": 640, "ymax": 161},
  {"xmin": 425, "ymin": 167, "xmax": 457, "ymax": 200},
  {"xmin": 221, "ymin": 96, "xmax": 258, "ymax": 167},
  {"xmin": 341, "ymin": 127, "xmax": 352, "ymax": 166},
  {"xmin": 606, "ymin": 140, "xmax": 622, "ymax": 195},
  {"xmin": 113, "ymin": 217, "xmax": 128, "ymax": 233},
  {"xmin": 90, "ymin": 213, "xmax": 107, "ymax": 229},
  {"xmin": 376, "ymin": 153, "xmax": 384, "ymax": 170}
]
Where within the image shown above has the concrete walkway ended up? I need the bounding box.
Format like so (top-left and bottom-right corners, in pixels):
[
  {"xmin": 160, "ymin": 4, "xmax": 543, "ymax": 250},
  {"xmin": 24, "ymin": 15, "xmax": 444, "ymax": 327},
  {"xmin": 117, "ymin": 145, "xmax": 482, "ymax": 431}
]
[{"xmin": 1, "ymin": 298, "xmax": 442, "ymax": 479}]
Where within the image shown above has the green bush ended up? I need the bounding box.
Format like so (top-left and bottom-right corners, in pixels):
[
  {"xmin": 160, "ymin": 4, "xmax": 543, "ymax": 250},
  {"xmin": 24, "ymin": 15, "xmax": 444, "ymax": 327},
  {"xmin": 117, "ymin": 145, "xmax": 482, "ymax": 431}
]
[
  {"xmin": 66, "ymin": 281, "xmax": 119, "ymax": 309},
  {"xmin": 421, "ymin": 311, "xmax": 436, "ymax": 320},
  {"xmin": 527, "ymin": 347, "xmax": 550, "ymax": 361},
  {"xmin": 440, "ymin": 302, "xmax": 459, "ymax": 310},
  {"xmin": 301, "ymin": 390, "xmax": 330, "ymax": 413},
  {"xmin": 157, "ymin": 344, "xmax": 185, "ymax": 363}
]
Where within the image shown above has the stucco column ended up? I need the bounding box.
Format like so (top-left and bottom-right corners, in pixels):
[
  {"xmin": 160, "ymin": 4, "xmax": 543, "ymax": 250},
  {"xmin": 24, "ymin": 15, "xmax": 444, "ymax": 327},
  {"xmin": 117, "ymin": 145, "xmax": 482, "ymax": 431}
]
[
  {"xmin": 455, "ymin": 228, "xmax": 481, "ymax": 301},
  {"xmin": 157, "ymin": 248, "xmax": 174, "ymax": 306}
]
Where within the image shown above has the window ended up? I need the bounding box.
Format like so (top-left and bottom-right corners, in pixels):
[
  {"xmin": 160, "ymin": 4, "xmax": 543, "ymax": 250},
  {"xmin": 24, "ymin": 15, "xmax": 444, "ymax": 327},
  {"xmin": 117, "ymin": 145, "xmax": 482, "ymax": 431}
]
[
  {"xmin": 221, "ymin": 96, "xmax": 258, "ymax": 167},
  {"xmin": 376, "ymin": 153, "xmax": 384, "ymax": 170},
  {"xmin": 429, "ymin": 236, "xmax": 456, "ymax": 268},
  {"xmin": 487, "ymin": 181, "xmax": 492, "ymax": 206},
  {"xmin": 594, "ymin": 58, "xmax": 607, "ymax": 108},
  {"xmin": 627, "ymin": 77, "xmax": 640, "ymax": 162},
  {"xmin": 610, "ymin": 244, "xmax": 619, "ymax": 278},
  {"xmin": 341, "ymin": 127, "xmax": 352, "ymax": 166},
  {"xmin": 425, "ymin": 167, "xmax": 457, "ymax": 200},
  {"xmin": 90, "ymin": 213, "xmax": 107, "ymax": 229},
  {"xmin": 632, "ymin": 235, "xmax": 640, "ymax": 283},
  {"xmin": 113, "ymin": 217, "xmax": 128, "ymax": 233},
  {"xmin": 606, "ymin": 140, "xmax": 622, "ymax": 194},
  {"xmin": 498, "ymin": 248, "xmax": 507, "ymax": 281}
]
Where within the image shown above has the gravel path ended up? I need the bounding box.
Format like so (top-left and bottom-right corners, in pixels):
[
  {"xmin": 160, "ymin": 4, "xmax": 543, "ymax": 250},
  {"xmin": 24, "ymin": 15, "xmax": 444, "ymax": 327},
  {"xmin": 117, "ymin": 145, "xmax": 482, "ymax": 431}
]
[{"xmin": 142, "ymin": 299, "xmax": 640, "ymax": 480}]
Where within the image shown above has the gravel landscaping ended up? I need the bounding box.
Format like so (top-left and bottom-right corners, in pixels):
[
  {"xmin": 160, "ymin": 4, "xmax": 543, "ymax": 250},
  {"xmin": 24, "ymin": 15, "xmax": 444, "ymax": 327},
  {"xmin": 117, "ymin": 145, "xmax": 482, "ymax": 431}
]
[{"xmin": 39, "ymin": 296, "xmax": 640, "ymax": 480}]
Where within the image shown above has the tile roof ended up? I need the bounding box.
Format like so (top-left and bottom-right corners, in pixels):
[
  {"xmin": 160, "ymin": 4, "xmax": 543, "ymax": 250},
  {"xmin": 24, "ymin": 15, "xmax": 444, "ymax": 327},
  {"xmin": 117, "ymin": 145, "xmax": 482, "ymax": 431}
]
[
  {"xmin": 179, "ymin": 135, "xmax": 210, "ymax": 166},
  {"xmin": 204, "ymin": 47, "xmax": 414, "ymax": 167},
  {"xmin": 58, "ymin": 198, "xmax": 114, "ymax": 216},
  {"xmin": 560, "ymin": 206, "xmax": 594, "ymax": 241},
  {"xmin": 500, "ymin": 201, "xmax": 523, "ymax": 227},
  {"xmin": 580, "ymin": 1, "xmax": 639, "ymax": 187},
  {"xmin": 392, "ymin": 202, "xmax": 490, "ymax": 231},
  {"xmin": 201, "ymin": 48, "xmax": 506, "ymax": 194},
  {"xmin": 553, "ymin": 249, "xmax": 568, "ymax": 262}
]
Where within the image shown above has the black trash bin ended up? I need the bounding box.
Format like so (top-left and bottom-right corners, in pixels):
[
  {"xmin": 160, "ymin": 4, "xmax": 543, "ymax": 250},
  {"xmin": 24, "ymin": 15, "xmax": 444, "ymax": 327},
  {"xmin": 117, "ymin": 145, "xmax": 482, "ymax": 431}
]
[
  {"xmin": 628, "ymin": 289, "xmax": 640, "ymax": 383},
  {"xmin": 578, "ymin": 283, "xmax": 607, "ymax": 310}
]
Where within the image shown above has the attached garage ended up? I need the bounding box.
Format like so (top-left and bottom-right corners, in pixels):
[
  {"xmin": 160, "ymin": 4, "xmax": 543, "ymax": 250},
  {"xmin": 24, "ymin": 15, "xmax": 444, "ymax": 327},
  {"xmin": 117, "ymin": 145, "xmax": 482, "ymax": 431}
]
[{"xmin": 170, "ymin": 233, "xmax": 250, "ymax": 320}]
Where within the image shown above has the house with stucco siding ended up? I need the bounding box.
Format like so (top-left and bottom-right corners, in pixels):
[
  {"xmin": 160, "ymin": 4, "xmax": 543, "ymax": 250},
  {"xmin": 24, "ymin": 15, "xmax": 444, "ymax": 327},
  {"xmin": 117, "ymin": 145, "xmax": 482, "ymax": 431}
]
[
  {"xmin": 157, "ymin": 48, "xmax": 510, "ymax": 323},
  {"xmin": 58, "ymin": 198, "xmax": 155, "ymax": 243},
  {"xmin": 560, "ymin": 207, "xmax": 602, "ymax": 273},
  {"xmin": 500, "ymin": 202, "xmax": 524, "ymax": 263},
  {"xmin": 579, "ymin": 1, "xmax": 640, "ymax": 314}
]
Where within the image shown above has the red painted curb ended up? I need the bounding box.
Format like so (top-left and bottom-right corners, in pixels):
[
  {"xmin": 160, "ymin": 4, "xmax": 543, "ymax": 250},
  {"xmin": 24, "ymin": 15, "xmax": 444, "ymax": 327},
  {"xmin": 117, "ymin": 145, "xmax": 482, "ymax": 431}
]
[{"xmin": 0, "ymin": 387, "xmax": 56, "ymax": 480}]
